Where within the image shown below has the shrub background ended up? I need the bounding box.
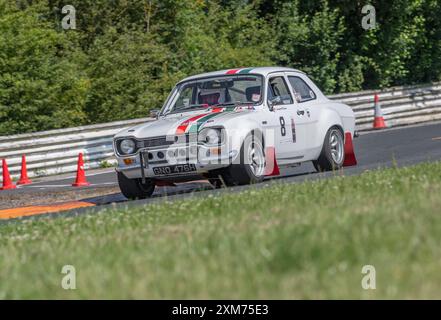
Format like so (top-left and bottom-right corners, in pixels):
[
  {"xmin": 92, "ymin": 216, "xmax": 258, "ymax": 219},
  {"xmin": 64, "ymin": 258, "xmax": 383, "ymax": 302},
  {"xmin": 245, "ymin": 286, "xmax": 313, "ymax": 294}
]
[{"xmin": 1, "ymin": 0, "xmax": 440, "ymax": 135}]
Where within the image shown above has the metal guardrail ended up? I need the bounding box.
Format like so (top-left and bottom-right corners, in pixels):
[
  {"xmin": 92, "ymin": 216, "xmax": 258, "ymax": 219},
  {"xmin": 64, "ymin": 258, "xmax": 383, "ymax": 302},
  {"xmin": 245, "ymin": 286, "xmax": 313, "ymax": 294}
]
[
  {"xmin": 1, "ymin": 82, "xmax": 441, "ymax": 179},
  {"xmin": 333, "ymin": 82, "xmax": 441, "ymax": 131},
  {"xmin": 0, "ymin": 118, "xmax": 151, "ymax": 179}
]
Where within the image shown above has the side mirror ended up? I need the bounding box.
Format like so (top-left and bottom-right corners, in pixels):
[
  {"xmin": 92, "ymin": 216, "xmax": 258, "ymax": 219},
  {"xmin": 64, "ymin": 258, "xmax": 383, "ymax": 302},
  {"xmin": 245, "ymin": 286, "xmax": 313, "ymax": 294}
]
[
  {"xmin": 150, "ymin": 109, "xmax": 160, "ymax": 119},
  {"xmin": 267, "ymin": 99, "xmax": 274, "ymax": 112},
  {"xmin": 267, "ymin": 96, "xmax": 281, "ymax": 111}
]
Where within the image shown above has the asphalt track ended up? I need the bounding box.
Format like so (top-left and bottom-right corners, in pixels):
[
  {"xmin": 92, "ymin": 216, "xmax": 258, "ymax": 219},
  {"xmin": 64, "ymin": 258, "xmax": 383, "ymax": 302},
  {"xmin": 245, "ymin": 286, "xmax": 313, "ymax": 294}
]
[{"xmin": 1, "ymin": 122, "xmax": 441, "ymax": 220}]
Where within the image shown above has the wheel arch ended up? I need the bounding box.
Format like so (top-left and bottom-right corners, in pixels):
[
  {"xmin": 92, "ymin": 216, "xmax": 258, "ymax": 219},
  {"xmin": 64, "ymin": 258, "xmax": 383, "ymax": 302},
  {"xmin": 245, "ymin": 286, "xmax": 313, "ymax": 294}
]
[
  {"xmin": 250, "ymin": 128, "xmax": 265, "ymax": 148},
  {"xmin": 316, "ymin": 107, "xmax": 345, "ymax": 147},
  {"xmin": 330, "ymin": 124, "xmax": 344, "ymax": 136},
  {"xmin": 226, "ymin": 117, "xmax": 264, "ymax": 157}
]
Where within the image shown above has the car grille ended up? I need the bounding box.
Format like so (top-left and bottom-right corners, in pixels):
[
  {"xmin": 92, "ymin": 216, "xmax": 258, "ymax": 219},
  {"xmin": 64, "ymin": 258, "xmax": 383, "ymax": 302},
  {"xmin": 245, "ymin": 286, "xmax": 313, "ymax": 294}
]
[{"xmin": 137, "ymin": 136, "xmax": 174, "ymax": 149}]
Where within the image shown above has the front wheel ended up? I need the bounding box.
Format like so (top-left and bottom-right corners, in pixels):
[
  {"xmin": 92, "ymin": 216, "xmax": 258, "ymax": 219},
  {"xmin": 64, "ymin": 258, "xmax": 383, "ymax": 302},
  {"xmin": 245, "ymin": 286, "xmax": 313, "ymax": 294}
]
[
  {"xmin": 208, "ymin": 133, "xmax": 265, "ymax": 187},
  {"xmin": 313, "ymin": 127, "xmax": 345, "ymax": 172},
  {"xmin": 117, "ymin": 172, "xmax": 155, "ymax": 200}
]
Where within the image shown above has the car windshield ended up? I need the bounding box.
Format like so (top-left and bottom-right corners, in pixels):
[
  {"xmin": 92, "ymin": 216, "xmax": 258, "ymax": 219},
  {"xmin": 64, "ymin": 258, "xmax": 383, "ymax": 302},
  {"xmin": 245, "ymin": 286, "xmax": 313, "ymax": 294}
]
[{"xmin": 164, "ymin": 75, "xmax": 263, "ymax": 114}]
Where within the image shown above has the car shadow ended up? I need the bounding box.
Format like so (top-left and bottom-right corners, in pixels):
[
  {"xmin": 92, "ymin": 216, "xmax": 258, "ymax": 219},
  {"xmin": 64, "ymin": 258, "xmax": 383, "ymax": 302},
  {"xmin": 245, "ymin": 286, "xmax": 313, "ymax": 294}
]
[{"xmin": 82, "ymin": 168, "xmax": 320, "ymax": 207}]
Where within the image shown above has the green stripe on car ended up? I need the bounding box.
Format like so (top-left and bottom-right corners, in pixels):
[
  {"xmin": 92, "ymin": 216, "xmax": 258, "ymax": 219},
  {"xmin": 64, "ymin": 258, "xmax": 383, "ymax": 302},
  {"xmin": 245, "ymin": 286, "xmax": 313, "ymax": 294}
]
[
  {"xmin": 188, "ymin": 108, "xmax": 234, "ymax": 133},
  {"xmin": 238, "ymin": 68, "xmax": 253, "ymax": 74},
  {"xmin": 188, "ymin": 113, "xmax": 221, "ymax": 133}
]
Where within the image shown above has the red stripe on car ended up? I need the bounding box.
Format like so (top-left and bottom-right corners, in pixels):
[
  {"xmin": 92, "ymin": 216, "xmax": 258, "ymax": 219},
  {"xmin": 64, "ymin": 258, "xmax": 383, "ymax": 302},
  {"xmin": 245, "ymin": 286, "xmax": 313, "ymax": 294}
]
[
  {"xmin": 176, "ymin": 114, "xmax": 209, "ymax": 135},
  {"xmin": 175, "ymin": 107, "xmax": 225, "ymax": 135},
  {"xmin": 210, "ymin": 107, "xmax": 224, "ymax": 113},
  {"xmin": 226, "ymin": 69, "xmax": 240, "ymax": 75}
]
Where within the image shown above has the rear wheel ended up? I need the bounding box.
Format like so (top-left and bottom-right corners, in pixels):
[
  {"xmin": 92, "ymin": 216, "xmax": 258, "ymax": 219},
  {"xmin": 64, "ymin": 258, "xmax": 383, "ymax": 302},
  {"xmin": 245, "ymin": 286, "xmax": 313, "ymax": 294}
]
[
  {"xmin": 208, "ymin": 133, "xmax": 265, "ymax": 187},
  {"xmin": 117, "ymin": 171, "xmax": 155, "ymax": 200},
  {"xmin": 313, "ymin": 127, "xmax": 345, "ymax": 172}
]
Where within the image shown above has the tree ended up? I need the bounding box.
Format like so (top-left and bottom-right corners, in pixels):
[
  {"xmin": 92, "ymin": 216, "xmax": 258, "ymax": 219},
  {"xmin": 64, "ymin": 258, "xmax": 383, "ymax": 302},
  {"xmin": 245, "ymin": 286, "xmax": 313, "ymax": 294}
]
[
  {"xmin": 0, "ymin": 1, "xmax": 88, "ymax": 135},
  {"xmin": 272, "ymin": 0, "xmax": 346, "ymax": 94},
  {"xmin": 84, "ymin": 28, "xmax": 171, "ymax": 122}
]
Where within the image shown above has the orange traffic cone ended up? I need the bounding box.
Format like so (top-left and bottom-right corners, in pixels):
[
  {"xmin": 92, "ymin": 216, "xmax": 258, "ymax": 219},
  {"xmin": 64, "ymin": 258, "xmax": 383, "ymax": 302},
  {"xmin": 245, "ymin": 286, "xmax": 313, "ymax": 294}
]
[
  {"xmin": 373, "ymin": 94, "xmax": 387, "ymax": 129},
  {"xmin": 17, "ymin": 155, "xmax": 32, "ymax": 185},
  {"xmin": 1, "ymin": 159, "xmax": 16, "ymax": 190},
  {"xmin": 343, "ymin": 132, "xmax": 357, "ymax": 167},
  {"xmin": 264, "ymin": 147, "xmax": 280, "ymax": 176},
  {"xmin": 72, "ymin": 153, "xmax": 90, "ymax": 187}
]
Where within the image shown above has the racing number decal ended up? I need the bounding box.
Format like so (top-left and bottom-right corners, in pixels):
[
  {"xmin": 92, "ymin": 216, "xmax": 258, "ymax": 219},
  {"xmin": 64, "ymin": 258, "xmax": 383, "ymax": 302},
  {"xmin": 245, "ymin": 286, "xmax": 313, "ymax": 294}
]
[
  {"xmin": 279, "ymin": 117, "xmax": 286, "ymax": 137},
  {"xmin": 291, "ymin": 117, "xmax": 296, "ymax": 143}
]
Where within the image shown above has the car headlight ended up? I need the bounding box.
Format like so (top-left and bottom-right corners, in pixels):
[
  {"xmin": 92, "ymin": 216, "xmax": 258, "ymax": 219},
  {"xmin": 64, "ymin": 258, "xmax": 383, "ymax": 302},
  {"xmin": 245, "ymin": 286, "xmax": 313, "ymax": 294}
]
[
  {"xmin": 118, "ymin": 139, "xmax": 137, "ymax": 155},
  {"xmin": 198, "ymin": 128, "xmax": 224, "ymax": 145}
]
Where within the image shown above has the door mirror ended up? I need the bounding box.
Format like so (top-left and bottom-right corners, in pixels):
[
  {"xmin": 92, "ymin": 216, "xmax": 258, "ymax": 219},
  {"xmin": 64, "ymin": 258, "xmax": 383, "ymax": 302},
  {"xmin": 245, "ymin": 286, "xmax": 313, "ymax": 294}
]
[
  {"xmin": 149, "ymin": 109, "xmax": 160, "ymax": 119},
  {"xmin": 267, "ymin": 96, "xmax": 281, "ymax": 111}
]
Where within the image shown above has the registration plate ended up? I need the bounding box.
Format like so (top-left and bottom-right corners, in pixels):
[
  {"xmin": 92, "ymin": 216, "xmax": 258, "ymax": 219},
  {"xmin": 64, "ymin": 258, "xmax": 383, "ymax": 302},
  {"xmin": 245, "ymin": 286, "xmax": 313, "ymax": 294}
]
[{"xmin": 153, "ymin": 164, "xmax": 197, "ymax": 175}]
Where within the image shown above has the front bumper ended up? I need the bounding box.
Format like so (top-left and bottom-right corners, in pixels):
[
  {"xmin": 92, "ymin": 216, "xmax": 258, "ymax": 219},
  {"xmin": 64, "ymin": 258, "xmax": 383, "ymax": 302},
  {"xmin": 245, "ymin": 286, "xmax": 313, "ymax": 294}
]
[{"xmin": 116, "ymin": 144, "xmax": 238, "ymax": 180}]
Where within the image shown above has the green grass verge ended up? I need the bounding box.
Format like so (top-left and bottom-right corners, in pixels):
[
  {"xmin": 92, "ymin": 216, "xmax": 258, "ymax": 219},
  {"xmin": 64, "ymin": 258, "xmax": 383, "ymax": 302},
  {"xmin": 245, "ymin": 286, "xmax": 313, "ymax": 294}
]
[{"xmin": 1, "ymin": 162, "xmax": 441, "ymax": 299}]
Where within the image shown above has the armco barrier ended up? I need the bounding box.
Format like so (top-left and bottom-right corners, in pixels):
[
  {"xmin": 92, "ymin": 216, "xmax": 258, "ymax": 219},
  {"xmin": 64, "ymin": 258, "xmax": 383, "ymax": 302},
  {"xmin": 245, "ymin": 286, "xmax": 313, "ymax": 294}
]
[
  {"xmin": 0, "ymin": 118, "xmax": 150, "ymax": 179},
  {"xmin": 1, "ymin": 82, "xmax": 441, "ymax": 179},
  {"xmin": 333, "ymin": 82, "xmax": 441, "ymax": 131}
]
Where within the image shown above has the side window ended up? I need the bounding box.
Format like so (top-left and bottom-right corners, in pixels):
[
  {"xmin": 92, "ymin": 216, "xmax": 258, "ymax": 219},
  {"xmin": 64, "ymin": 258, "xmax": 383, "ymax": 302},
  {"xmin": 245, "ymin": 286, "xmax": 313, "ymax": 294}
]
[
  {"xmin": 288, "ymin": 76, "xmax": 316, "ymax": 103},
  {"xmin": 267, "ymin": 76, "xmax": 293, "ymax": 105},
  {"xmin": 174, "ymin": 84, "xmax": 195, "ymax": 109}
]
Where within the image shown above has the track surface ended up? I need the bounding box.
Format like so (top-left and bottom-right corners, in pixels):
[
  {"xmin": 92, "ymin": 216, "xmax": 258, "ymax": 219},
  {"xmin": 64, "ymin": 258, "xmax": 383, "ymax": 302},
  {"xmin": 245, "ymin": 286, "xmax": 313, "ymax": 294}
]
[{"xmin": 2, "ymin": 122, "xmax": 441, "ymax": 219}]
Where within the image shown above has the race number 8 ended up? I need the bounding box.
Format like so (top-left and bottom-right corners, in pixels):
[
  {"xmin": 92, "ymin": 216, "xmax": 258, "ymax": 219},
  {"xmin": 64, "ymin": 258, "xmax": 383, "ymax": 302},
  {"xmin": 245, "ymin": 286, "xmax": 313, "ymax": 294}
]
[{"xmin": 279, "ymin": 117, "xmax": 286, "ymax": 137}]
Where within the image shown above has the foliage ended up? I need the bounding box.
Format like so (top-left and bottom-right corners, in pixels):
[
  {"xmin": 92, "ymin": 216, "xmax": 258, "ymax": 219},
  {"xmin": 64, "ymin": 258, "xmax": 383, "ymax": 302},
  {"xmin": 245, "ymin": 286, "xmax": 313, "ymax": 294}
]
[
  {"xmin": 0, "ymin": 1, "xmax": 88, "ymax": 134},
  {"xmin": 1, "ymin": 0, "xmax": 441, "ymax": 134},
  {"xmin": 83, "ymin": 28, "xmax": 170, "ymax": 123},
  {"xmin": 272, "ymin": 0, "xmax": 346, "ymax": 93}
]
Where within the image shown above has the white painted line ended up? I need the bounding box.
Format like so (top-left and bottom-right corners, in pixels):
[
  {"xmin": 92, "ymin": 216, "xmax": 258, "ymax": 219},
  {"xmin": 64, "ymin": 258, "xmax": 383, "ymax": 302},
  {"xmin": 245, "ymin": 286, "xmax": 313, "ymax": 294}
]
[
  {"xmin": 361, "ymin": 120, "xmax": 441, "ymax": 136},
  {"xmin": 21, "ymin": 182, "xmax": 117, "ymax": 189},
  {"xmin": 86, "ymin": 169, "xmax": 116, "ymax": 177},
  {"xmin": 23, "ymin": 184, "xmax": 72, "ymax": 188},
  {"xmin": 35, "ymin": 169, "xmax": 116, "ymax": 183}
]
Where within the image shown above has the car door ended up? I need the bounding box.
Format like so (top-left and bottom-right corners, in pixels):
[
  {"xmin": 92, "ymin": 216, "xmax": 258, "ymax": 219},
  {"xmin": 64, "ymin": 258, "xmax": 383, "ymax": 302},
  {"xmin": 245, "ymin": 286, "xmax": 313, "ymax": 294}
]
[
  {"xmin": 285, "ymin": 73, "xmax": 320, "ymax": 157},
  {"xmin": 266, "ymin": 73, "xmax": 308, "ymax": 161}
]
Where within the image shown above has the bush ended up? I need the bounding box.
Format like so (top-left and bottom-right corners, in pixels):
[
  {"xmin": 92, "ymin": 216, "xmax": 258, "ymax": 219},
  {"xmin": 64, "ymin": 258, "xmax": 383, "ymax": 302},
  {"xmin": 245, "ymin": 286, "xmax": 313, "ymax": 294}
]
[
  {"xmin": 0, "ymin": 1, "xmax": 88, "ymax": 135},
  {"xmin": 84, "ymin": 29, "xmax": 171, "ymax": 123}
]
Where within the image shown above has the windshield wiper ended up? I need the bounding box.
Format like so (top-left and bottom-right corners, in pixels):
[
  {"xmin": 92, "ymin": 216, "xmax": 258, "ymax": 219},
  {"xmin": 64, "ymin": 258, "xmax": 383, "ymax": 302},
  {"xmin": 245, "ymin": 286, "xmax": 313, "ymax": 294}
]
[
  {"xmin": 216, "ymin": 102, "xmax": 256, "ymax": 107},
  {"xmin": 215, "ymin": 102, "xmax": 237, "ymax": 107},
  {"xmin": 168, "ymin": 104, "xmax": 207, "ymax": 115},
  {"xmin": 216, "ymin": 102, "xmax": 253, "ymax": 107}
]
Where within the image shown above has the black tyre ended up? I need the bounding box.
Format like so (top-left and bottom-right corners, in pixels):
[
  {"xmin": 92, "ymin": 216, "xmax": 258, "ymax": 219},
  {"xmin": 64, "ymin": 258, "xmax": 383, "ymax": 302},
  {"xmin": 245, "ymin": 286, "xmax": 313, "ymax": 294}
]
[
  {"xmin": 208, "ymin": 132, "xmax": 265, "ymax": 187},
  {"xmin": 117, "ymin": 171, "xmax": 155, "ymax": 200},
  {"xmin": 313, "ymin": 127, "xmax": 345, "ymax": 172}
]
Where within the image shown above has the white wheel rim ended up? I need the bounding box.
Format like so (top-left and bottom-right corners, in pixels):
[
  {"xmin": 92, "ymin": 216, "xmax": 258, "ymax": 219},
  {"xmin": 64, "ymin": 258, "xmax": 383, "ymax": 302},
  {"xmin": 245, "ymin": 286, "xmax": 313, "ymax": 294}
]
[
  {"xmin": 247, "ymin": 140, "xmax": 265, "ymax": 177},
  {"xmin": 329, "ymin": 130, "xmax": 344, "ymax": 164}
]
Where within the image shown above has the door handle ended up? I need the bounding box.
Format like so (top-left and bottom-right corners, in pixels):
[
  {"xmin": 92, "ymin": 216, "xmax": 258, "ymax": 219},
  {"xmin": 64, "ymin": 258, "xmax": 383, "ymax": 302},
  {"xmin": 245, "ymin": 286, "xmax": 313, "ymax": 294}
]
[{"xmin": 297, "ymin": 109, "xmax": 305, "ymax": 116}]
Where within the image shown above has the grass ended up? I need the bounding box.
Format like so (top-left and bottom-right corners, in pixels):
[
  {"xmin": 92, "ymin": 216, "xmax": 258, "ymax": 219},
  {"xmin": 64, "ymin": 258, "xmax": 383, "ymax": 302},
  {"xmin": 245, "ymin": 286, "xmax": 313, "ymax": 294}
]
[
  {"xmin": 1, "ymin": 162, "xmax": 441, "ymax": 299},
  {"xmin": 99, "ymin": 160, "xmax": 116, "ymax": 169}
]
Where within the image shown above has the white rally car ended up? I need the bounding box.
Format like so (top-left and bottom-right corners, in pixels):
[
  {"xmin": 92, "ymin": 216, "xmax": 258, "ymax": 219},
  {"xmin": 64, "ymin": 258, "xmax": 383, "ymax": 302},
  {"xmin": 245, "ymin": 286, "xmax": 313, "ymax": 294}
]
[{"xmin": 113, "ymin": 67, "xmax": 357, "ymax": 199}]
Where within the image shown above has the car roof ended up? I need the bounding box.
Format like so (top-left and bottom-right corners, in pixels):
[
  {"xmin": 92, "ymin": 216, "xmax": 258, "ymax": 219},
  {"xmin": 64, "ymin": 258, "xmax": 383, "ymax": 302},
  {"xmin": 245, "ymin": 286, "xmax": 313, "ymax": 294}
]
[{"xmin": 178, "ymin": 67, "xmax": 305, "ymax": 83}]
